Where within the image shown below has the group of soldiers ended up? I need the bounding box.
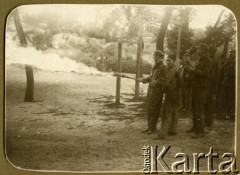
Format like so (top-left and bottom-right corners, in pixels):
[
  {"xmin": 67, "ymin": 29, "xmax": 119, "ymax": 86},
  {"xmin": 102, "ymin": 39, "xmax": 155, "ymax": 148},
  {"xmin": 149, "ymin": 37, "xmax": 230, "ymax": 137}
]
[{"xmin": 138, "ymin": 43, "xmax": 236, "ymax": 139}]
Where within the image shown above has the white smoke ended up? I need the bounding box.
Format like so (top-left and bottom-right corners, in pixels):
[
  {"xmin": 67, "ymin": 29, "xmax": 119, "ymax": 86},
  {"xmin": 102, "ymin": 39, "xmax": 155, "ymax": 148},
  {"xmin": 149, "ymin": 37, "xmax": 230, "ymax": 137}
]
[{"xmin": 5, "ymin": 34, "xmax": 107, "ymax": 75}]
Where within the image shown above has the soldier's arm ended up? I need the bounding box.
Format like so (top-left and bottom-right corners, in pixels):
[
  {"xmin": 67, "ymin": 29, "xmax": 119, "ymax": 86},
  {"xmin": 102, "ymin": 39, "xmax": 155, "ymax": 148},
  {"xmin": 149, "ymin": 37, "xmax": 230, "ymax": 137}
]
[
  {"xmin": 144, "ymin": 76, "xmax": 152, "ymax": 83},
  {"xmin": 137, "ymin": 75, "xmax": 152, "ymax": 84},
  {"xmin": 192, "ymin": 61, "xmax": 212, "ymax": 78},
  {"xmin": 150, "ymin": 68, "xmax": 166, "ymax": 88},
  {"xmin": 176, "ymin": 70, "xmax": 183, "ymax": 88}
]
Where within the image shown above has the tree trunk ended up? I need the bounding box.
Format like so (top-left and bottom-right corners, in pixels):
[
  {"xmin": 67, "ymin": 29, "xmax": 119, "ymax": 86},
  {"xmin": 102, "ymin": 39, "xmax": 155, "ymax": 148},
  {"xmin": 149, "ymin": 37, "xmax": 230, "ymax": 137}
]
[
  {"xmin": 135, "ymin": 9, "xmax": 143, "ymax": 100},
  {"xmin": 181, "ymin": 8, "xmax": 191, "ymax": 32},
  {"xmin": 156, "ymin": 7, "xmax": 174, "ymax": 51},
  {"xmin": 12, "ymin": 9, "xmax": 34, "ymax": 102},
  {"xmin": 207, "ymin": 10, "xmax": 225, "ymax": 43},
  {"xmin": 179, "ymin": 7, "xmax": 191, "ymax": 58},
  {"xmin": 212, "ymin": 10, "xmax": 225, "ymax": 31},
  {"xmin": 12, "ymin": 9, "xmax": 27, "ymax": 47},
  {"xmin": 221, "ymin": 13, "xmax": 234, "ymax": 59}
]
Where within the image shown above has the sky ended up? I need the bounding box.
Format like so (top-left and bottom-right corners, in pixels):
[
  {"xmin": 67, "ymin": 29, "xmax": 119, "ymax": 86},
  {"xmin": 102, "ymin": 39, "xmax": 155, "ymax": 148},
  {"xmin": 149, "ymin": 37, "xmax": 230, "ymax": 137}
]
[{"xmin": 16, "ymin": 4, "xmax": 232, "ymax": 29}]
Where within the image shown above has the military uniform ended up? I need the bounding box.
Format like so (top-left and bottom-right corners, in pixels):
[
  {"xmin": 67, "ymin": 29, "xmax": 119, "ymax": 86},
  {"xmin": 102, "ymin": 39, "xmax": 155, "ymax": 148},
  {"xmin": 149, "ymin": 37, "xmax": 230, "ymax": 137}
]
[
  {"xmin": 158, "ymin": 65, "xmax": 180, "ymax": 138},
  {"xmin": 179, "ymin": 66, "xmax": 192, "ymax": 110},
  {"xmin": 190, "ymin": 56, "xmax": 212, "ymax": 135},
  {"xmin": 145, "ymin": 61, "xmax": 166, "ymax": 133},
  {"xmin": 179, "ymin": 54, "xmax": 197, "ymax": 110},
  {"xmin": 222, "ymin": 54, "xmax": 235, "ymax": 119},
  {"xmin": 205, "ymin": 56, "xmax": 219, "ymax": 127}
]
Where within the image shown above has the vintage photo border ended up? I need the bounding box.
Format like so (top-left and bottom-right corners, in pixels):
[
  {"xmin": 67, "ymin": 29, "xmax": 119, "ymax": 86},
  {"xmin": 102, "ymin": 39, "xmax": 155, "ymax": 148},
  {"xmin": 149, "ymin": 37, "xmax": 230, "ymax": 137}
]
[{"xmin": 0, "ymin": 0, "xmax": 239, "ymax": 174}]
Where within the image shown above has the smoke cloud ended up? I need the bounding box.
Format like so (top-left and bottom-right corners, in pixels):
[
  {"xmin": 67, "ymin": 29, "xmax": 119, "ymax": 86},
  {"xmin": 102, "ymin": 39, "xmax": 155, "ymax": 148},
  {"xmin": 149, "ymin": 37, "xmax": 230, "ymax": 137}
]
[{"xmin": 5, "ymin": 35, "xmax": 107, "ymax": 76}]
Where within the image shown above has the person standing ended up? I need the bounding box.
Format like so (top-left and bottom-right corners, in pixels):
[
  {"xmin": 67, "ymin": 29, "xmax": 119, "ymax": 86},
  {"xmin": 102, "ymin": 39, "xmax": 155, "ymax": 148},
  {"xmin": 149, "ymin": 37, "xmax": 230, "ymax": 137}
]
[
  {"xmin": 205, "ymin": 45, "xmax": 218, "ymax": 127},
  {"xmin": 222, "ymin": 50, "xmax": 236, "ymax": 120},
  {"xmin": 186, "ymin": 43, "xmax": 213, "ymax": 138},
  {"xmin": 155, "ymin": 54, "xmax": 181, "ymax": 140},
  {"xmin": 179, "ymin": 51, "xmax": 193, "ymax": 111},
  {"xmin": 138, "ymin": 50, "xmax": 166, "ymax": 134}
]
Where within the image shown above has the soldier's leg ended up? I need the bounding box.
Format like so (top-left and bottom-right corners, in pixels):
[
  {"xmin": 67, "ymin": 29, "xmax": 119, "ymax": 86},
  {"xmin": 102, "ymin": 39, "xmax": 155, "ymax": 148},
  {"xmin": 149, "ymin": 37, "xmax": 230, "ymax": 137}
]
[
  {"xmin": 181, "ymin": 88, "xmax": 186, "ymax": 109},
  {"xmin": 221, "ymin": 86, "xmax": 228, "ymax": 117},
  {"xmin": 146, "ymin": 103, "xmax": 151, "ymax": 131},
  {"xmin": 158, "ymin": 103, "xmax": 171, "ymax": 138},
  {"xmin": 189, "ymin": 88, "xmax": 192, "ymax": 110},
  {"xmin": 186, "ymin": 86, "xmax": 192, "ymax": 110},
  {"xmin": 230, "ymin": 85, "xmax": 236, "ymax": 119},
  {"xmin": 148, "ymin": 92, "xmax": 163, "ymax": 132},
  {"xmin": 195, "ymin": 88, "xmax": 208, "ymax": 135},
  {"xmin": 205, "ymin": 88, "xmax": 214, "ymax": 127},
  {"xmin": 146, "ymin": 88, "xmax": 153, "ymax": 131},
  {"xmin": 170, "ymin": 106, "xmax": 178, "ymax": 134},
  {"xmin": 225, "ymin": 85, "xmax": 235, "ymax": 119},
  {"xmin": 145, "ymin": 87, "xmax": 151, "ymax": 130},
  {"xmin": 224, "ymin": 88, "xmax": 231, "ymax": 118},
  {"xmin": 187, "ymin": 89, "xmax": 197, "ymax": 133}
]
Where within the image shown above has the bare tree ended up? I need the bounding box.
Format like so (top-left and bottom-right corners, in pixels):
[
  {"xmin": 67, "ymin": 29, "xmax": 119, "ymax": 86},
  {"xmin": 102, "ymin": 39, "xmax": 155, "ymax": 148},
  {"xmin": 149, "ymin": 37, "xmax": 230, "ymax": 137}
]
[{"xmin": 12, "ymin": 8, "xmax": 34, "ymax": 102}]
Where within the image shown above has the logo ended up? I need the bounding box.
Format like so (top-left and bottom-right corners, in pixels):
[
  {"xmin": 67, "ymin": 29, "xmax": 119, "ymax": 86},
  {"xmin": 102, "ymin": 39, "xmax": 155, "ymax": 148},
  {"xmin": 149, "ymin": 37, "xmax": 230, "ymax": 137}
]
[{"xmin": 142, "ymin": 146, "xmax": 239, "ymax": 174}]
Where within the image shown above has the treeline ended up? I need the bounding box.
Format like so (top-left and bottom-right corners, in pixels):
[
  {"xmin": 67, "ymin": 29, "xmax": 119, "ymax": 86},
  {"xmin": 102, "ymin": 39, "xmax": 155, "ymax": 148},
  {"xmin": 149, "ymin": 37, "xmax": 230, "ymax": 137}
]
[{"xmin": 96, "ymin": 56, "xmax": 152, "ymax": 74}]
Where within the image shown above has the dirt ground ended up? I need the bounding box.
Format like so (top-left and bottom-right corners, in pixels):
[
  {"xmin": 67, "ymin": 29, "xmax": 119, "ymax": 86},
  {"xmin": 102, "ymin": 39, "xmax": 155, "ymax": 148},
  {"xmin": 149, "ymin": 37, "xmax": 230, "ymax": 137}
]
[{"xmin": 5, "ymin": 65, "xmax": 235, "ymax": 173}]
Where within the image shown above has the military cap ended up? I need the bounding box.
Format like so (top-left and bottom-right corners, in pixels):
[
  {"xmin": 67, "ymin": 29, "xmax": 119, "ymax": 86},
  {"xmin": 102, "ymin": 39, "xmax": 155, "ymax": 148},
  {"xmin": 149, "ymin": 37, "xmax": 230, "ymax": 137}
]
[
  {"xmin": 208, "ymin": 45, "xmax": 217, "ymax": 54},
  {"xmin": 198, "ymin": 43, "xmax": 209, "ymax": 52},
  {"xmin": 168, "ymin": 53, "xmax": 177, "ymax": 61},
  {"xmin": 153, "ymin": 50, "xmax": 164, "ymax": 57}
]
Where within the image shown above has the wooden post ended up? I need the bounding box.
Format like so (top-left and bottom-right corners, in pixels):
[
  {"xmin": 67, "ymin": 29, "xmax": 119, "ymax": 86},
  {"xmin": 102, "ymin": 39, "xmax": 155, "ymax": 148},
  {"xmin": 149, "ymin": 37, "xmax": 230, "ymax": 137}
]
[
  {"xmin": 24, "ymin": 65, "xmax": 34, "ymax": 102},
  {"xmin": 134, "ymin": 9, "xmax": 143, "ymax": 100},
  {"xmin": 175, "ymin": 23, "xmax": 182, "ymax": 108},
  {"xmin": 116, "ymin": 42, "xmax": 122, "ymax": 104},
  {"xmin": 176, "ymin": 24, "xmax": 182, "ymax": 68}
]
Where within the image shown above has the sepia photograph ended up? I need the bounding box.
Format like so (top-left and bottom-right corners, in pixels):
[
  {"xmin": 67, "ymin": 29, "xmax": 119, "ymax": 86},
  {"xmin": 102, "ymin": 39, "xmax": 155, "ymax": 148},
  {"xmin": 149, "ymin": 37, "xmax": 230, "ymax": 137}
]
[{"xmin": 5, "ymin": 4, "xmax": 237, "ymax": 173}]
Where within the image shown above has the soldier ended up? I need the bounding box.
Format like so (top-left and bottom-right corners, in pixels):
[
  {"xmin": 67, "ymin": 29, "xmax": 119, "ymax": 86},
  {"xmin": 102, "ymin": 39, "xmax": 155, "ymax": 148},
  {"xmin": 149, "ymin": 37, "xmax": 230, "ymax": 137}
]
[
  {"xmin": 205, "ymin": 45, "xmax": 218, "ymax": 127},
  {"xmin": 222, "ymin": 50, "xmax": 236, "ymax": 120},
  {"xmin": 179, "ymin": 51, "xmax": 193, "ymax": 111},
  {"xmin": 138, "ymin": 50, "xmax": 166, "ymax": 135},
  {"xmin": 155, "ymin": 53, "xmax": 181, "ymax": 140},
  {"xmin": 186, "ymin": 43, "xmax": 213, "ymax": 138}
]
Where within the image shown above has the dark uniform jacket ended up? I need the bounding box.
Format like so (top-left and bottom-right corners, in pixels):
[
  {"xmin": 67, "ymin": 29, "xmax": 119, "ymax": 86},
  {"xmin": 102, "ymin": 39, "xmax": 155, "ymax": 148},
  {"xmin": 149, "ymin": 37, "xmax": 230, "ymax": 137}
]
[
  {"xmin": 191, "ymin": 57, "xmax": 213, "ymax": 88},
  {"xmin": 223, "ymin": 60, "xmax": 235, "ymax": 88},
  {"xmin": 145, "ymin": 61, "xmax": 166, "ymax": 90},
  {"xmin": 179, "ymin": 67, "xmax": 192, "ymax": 88},
  {"xmin": 209, "ymin": 56, "xmax": 219, "ymax": 91},
  {"xmin": 162, "ymin": 65, "xmax": 181, "ymax": 107}
]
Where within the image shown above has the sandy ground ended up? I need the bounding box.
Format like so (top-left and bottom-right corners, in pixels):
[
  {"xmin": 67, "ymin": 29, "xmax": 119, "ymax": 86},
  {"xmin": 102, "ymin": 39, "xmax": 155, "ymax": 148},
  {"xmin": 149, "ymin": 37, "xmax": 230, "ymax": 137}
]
[{"xmin": 5, "ymin": 65, "xmax": 235, "ymax": 172}]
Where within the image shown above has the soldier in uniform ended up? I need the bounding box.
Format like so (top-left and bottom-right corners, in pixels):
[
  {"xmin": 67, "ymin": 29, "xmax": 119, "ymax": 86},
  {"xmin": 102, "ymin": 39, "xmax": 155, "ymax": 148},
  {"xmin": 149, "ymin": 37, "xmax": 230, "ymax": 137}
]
[
  {"xmin": 186, "ymin": 43, "xmax": 213, "ymax": 138},
  {"xmin": 222, "ymin": 50, "xmax": 236, "ymax": 120},
  {"xmin": 179, "ymin": 48, "xmax": 198, "ymax": 111},
  {"xmin": 138, "ymin": 50, "xmax": 166, "ymax": 135},
  {"xmin": 155, "ymin": 53, "xmax": 181, "ymax": 140},
  {"xmin": 179, "ymin": 51, "xmax": 193, "ymax": 111},
  {"xmin": 205, "ymin": 45, "xmax": 218, "ymax": 127}
]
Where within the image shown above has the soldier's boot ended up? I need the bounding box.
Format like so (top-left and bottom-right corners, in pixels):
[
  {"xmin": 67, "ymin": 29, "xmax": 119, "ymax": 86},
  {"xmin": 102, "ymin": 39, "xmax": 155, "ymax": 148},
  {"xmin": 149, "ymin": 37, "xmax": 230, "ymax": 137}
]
[
  {"xmin": 186, "ymin": 127, "xmax": 196, "ymax": 133},
  {"xmin": 147, "ymin": 129, "xmax": 156, "ymax": 135},
  {"xmin": 141, "ymin": 128, "xmax": 150, "ymax": 133}
]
